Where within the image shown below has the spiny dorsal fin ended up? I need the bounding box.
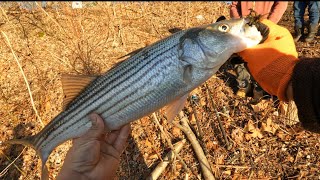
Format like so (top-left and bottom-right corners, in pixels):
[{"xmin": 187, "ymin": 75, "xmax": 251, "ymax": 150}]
[
  {"xmin": 61, "ymin": 74, "xmax": 97, "ymax": 109},
  {"xmin": 165, "ymin": 94, "xmax": 189, "ymax": 123}
]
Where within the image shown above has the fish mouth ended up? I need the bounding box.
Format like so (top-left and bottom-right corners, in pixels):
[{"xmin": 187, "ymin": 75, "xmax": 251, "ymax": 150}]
[
  {"xmin": 243, "ymin": 17, "xmax": 269, "ymax": 43},
  {"xmin": 239, "ymin": 18, "xmax": 265, "ymax": 47}
]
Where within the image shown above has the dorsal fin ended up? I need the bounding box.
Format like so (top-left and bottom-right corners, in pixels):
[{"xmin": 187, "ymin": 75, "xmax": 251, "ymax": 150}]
[{"xmin": 61, "ymin": 74, "xmax": 97, "ymax": 109}]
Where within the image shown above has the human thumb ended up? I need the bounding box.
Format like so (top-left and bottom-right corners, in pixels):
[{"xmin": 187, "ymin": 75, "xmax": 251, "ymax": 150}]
[{"xmin": 79, "ymin": 113, "xmax": 106, "ymax": 141}]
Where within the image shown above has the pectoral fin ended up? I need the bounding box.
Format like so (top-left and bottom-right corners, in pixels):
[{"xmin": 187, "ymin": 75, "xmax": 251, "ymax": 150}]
[
  {"xmin": 61, "ymin": 74, "xmax": 98, "ymax": 109},
  {"xmin": 165, "ymin": 94, "xmax": 189, "ymax": 123}
]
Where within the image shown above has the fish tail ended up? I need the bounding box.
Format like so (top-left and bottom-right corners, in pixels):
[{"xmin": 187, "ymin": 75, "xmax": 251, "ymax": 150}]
[{"xmin": 4, "ymin": 136, "xmax": 50, "ymax": 180}]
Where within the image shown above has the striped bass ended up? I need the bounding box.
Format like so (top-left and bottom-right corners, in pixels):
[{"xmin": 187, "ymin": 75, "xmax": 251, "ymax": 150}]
[{"xmin": 5, "ymin": 18, "xmax": 265, "ymax": 179}]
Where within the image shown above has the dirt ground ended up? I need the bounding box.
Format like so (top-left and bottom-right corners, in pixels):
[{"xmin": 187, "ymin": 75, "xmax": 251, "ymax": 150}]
[{"xmin": 0, "ymin": 2, "xmax": 320, "ymax": 180}]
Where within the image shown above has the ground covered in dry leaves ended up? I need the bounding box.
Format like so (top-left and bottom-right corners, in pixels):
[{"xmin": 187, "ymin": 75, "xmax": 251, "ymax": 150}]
[{"xmin": 0, "ymin": 2, "xmax": 319, "ymax": 180}]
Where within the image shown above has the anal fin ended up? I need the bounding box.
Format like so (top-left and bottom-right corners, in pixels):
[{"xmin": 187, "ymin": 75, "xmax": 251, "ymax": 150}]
[{"xmin": 165, "ymin": 94, "xmax": 189, "ymax": 123}]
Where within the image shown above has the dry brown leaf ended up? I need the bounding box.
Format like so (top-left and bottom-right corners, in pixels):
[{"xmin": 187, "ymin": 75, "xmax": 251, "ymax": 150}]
[
  {"xmin": 231, "ymin": 128, "xmax": 244, "ymax": 144},
  {"xmin": 171, "ymin": 126, "xmax": 182, "ymax": 137},
  {"xmin": 250, "ymin": 100, "xmax": 269, "ymax": 113},
  {"xmin": 286, "ymin": 155, "xmax": 295, "ymax": 163},
  {"xmin": 232, "ymin": 172, "xmax": 242, "ymax": 180},
  {"xmin": 236, "ymin": 90, "xmax": 246, "ymax": 98},
  {"xmin": 45, "ymin": 101, "xmax": 51, "ymax": 112},
  {"xmin": 206, "ymin": 141, "xmax": 218, "ymax": 150},
  {"xmin": 276, "ymin": 131, "xmax": 286, "ymax": 140},
  {"xmin": 216, "ymin": 86, "xmax": 223, "ymax": 92},
  {"xmin": 244, "ymin": 120, "xmax": 263, "ymax": 140},
  {"xmin": 216, "ymin": 155, "xmax": 225, "ymax": 165},
  {"xmin": 244, "ymin": 120, "xmax": 256, "ymax": 132},
  {"xmin": 189, "ymin": 112, "xmax": 196, "ymax": 123},
  {"xmin": 145, "ymin": 139, "xmax": 152, "ymax": 148},
  {"xmin": 234, "ymin": 99, "xmax": 240, "ymax": 107},
  {"xmin": 223, "ymin": 170, "xmax": 232, "ymax": 176},
  {"xmin": 148, "ymin": 153, "xmax": 158, "ymax": 160},
  {"xmin": 245, "ymin": 129, "xmax": 263, "ymax": 140},
  {"xmin": 200, "ymin": 98, "xmax": 206, "ymax": 107},
  {"xmin": 261, "ymin": 118, "xmax": 278, "ymax": 134},
  {"xmin": 140, "ymin": 117, "xmax": 149, "ymax": 126}
]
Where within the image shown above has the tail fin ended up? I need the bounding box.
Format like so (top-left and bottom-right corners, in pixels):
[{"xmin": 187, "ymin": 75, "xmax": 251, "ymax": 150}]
[{"xmin": 4, "ymin": 136, "xmax": 50, "ymax": 180}]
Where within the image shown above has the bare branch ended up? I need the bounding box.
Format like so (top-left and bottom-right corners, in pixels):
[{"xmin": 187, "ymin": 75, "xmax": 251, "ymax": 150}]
[{"xmin": 147, "ymin": 139, "xmax": 186, "ymax": 180}]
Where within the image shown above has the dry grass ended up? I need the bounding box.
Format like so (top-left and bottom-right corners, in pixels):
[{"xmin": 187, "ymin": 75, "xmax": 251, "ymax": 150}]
[{"xmin": 0, "ymin": 2, "xmax": 320, "ymax": 180}]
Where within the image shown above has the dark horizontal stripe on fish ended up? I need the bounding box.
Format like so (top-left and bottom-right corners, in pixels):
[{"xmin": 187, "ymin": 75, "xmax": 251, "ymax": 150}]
[
  {"xmin": 34, "ymin": 47, "xmax": 166, "ymax": 146},
  {"xmin": 66, "ymin": 37, "xmax": 182, "ymax": 112},
  {"xmin": 34, "ymin": 43, "xmax": 179, "ymax": 148},
  {"xmin": 63, "ymin": 45, "xmax": 179, "ymax": 118},
  {"xmin": 102, "ymin": 59, "xmax": 174, "ymax": 119},
  {"xmin": 39, "ymin": 52, "xmax": 176, "ymax": 149},
  {"xmin": 66, "ymin": 44, "xmax": 176, "ymax": 113}
]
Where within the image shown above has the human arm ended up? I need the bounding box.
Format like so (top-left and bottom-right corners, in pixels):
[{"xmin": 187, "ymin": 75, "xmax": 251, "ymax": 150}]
[
  {"xmin": 230, "ymin": 1, "xmax": 241, "ymax": 19},
  {"xmin": 268, "ymin": 1, "xmax": 288, "ymax": 23},
  {"xmin": 238, "ymin": 19, "xmax": 298, "ymax": 101},
  {"xmin": 57, "ymin": 113, "xmax": 131, "ymax": 180},
  {"xmin": 238, "ymin": 19, "xmax": 320, "ymax": 133}
]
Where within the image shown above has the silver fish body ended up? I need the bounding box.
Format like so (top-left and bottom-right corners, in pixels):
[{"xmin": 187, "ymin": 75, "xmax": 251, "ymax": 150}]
[{"xmin": 6, "ymin": 18, "xmax": 263, "ymax": 178}]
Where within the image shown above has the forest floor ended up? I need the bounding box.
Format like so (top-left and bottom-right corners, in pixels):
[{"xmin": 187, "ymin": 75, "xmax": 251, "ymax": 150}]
[{"xmin": 0, "ymin": 2, "xmax": 319, "ymax": 180}]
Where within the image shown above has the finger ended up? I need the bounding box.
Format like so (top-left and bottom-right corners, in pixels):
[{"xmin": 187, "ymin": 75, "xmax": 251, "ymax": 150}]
[
  {"xmin": 74, "ymin": 113, "xmax": 105, "ymax": 144},
  {"xmin": 113, "ymin": 123, "xmax": 131, "ymax": 153},
  {"xmin": 105, "ymin": 129, "xmax": 121, "ymax": 145}
]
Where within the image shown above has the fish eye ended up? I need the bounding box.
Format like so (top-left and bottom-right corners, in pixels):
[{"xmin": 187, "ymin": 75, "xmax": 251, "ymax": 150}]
[{"xmin": 218, "ymin": 24, "xmax": 229, "ymax": 32}]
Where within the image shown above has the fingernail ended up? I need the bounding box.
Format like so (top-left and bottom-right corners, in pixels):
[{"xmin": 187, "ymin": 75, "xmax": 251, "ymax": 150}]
[{"xmin": 89, "ymin": 113, "xmax": 98, "ymax": 126}]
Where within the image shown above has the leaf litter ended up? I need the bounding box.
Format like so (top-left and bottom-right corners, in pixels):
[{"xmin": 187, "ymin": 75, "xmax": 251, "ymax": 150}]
[{"xmin": 0, "ymin": 2, "xmax": 319, "ymax": 180}]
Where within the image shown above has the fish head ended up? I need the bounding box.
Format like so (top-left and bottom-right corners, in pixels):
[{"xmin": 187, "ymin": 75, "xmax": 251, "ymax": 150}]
[
  {"xmin": 179, "ymin": 18, "xmax": 265, "ymax": 70},
  {"xmin": 203, "ymin": 17, "xmax": 264, "ymax": 54}
]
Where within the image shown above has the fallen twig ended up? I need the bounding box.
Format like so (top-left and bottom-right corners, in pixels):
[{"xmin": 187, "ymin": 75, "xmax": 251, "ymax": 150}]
[
  {"xmin": 0, "ymin": 147, "xmax": 26, "ymax": 177},
  {"xmin": 1, "ymin": 31, "xmax": 44, "ymax": 127},
  {"xmin": 212, "ymin": 164, "xmax": 251, "ymax": 169},
  {"xmin": 152, "ymin": 113, "xmax": 198, "ymax": 179},
  {"xmin": 190, "ymin": 96, "xmax": 210, "ymax": 158},
  {"xmin": 147, "ymin": 139, "xmax": 186, "ymax": 180},
  {"xmin": 176, "ymin": 111, "xmax": 215, "ymax": 180},
  {"xmin": 190, "ymin": 96, "xmax": 204, "ymax": 139},
  {"xmin": 205, "ymin": 83, "xmax": 230, "ymax": 150}
]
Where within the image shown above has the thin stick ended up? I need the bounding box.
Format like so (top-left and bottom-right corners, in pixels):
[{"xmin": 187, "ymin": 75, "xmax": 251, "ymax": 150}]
[
  {"xmin": 190, "ymin": 97, "xmax": 210, "ymax": 158},
  {"xmin": 35, "ymin": 2, "xmax": 64, "ymax": 33},
  {"xmin": 190, "ymin": 98, "xmax": 204, "ymax": 138},
  {"xmin": 212, "ymin": 164, "xmax": 251, "ymax": 169},
  {"xmin": 205, "ymin": 83, "xmax": 230, "ymax": 149},
  {"xmin": 177, "ymin": 111, "xmax": 215, "ymax": 180},
  {"xmin": 147, "ymin": 139, "xmax": 186, "ymax": 180},
  {"xmin": 152, "ymin": 113, "xmax": 196, "ymax": 178},
  {"xmin": 1, "ymin": 31, "xmax": 44, "ymax": 127},
  {"xmin": 0, "ymin": 6, "xmax": 10, "ymax": 23},
  {"xmin": 0, "ymin": 147, "xmax": 27, "ymax": 177},
  {"xmin": 124, "ymin": 150, "xmax": 131, "ymax": 177}
]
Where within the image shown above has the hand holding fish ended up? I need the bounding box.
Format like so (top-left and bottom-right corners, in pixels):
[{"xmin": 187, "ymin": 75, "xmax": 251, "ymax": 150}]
[
  {"xmin": 238, "ymin": 19, "xmax": 299, "ymax": 101},
  {"xmin": 57, "ymin": 113, "xmax": 131, "ymax": 180}
]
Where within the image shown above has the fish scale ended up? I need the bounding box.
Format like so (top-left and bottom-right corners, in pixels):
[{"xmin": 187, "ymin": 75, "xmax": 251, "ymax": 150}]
[{"xmin": 5, "ymin": 18, "xmax": 265, "ymax": 179}]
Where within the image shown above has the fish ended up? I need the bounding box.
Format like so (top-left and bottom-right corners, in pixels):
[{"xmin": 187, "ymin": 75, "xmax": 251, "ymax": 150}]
[{"xmin": 4, "ymin": 18, "xmax": 265, "ymax": 179}]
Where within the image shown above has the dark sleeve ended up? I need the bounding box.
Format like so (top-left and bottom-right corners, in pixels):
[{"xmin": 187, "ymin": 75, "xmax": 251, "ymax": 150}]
[{"xmin": 292, "ymin": 58, "xmax": 320, "ymax": 133}]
